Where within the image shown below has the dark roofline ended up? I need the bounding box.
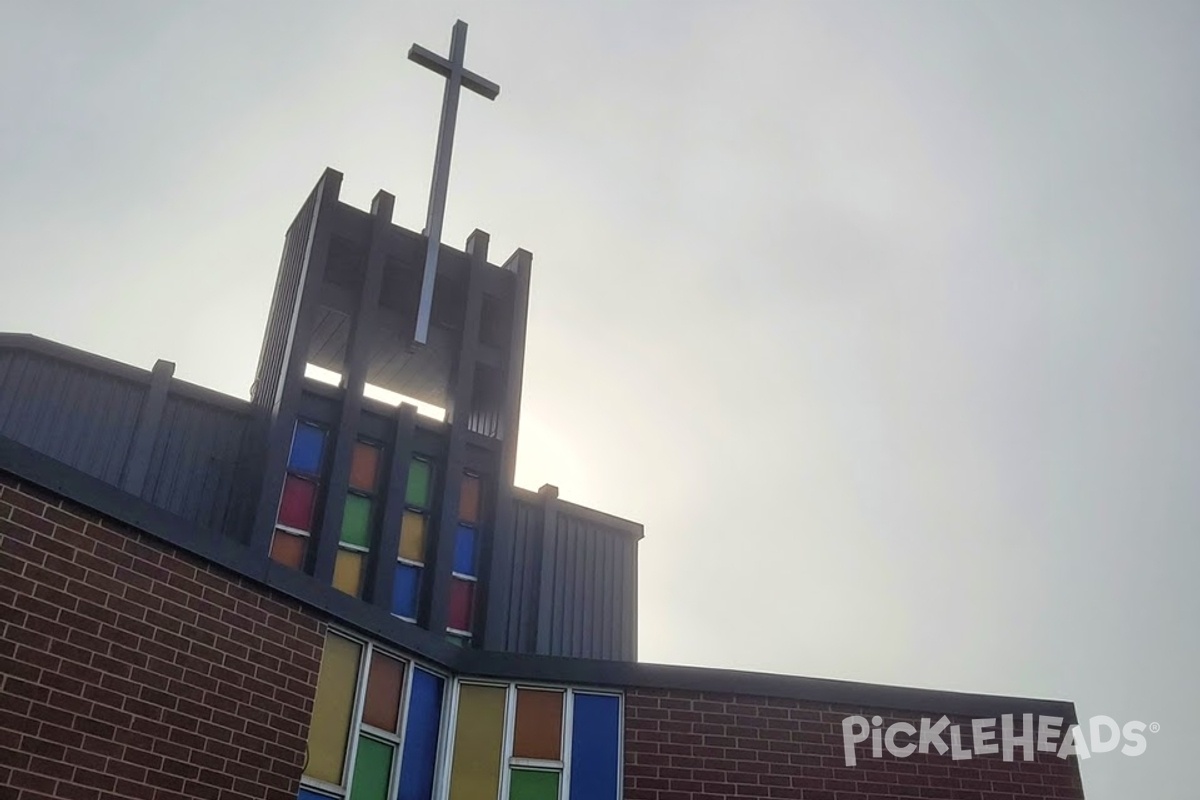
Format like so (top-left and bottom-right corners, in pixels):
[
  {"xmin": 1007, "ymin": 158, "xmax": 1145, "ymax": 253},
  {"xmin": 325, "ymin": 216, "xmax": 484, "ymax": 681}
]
[
  {"xmin": 511, "ymin": 485, "xmax": 644, "ymax": 539},
  {"xmin": 0, "ymin": 333, "xmax": 255, "ymax": 416},
  {"xmin": 0, "ymin": 434, "xmax": 1077, "ymax": 723}
]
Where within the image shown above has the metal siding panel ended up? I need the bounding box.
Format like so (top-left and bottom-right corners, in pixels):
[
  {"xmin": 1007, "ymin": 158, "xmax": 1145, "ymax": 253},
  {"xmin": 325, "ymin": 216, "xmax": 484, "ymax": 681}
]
[
  {"xmin": 11, "ymin": 354, "xmax": 49, "ymax": 446},
  {"xmin": 501, "ymin": 501, "xmax": 517, "ymax": 650},
  {"xmin": 516, "ymin": 501, "xmax": 539, "ymax": 652},
  {"xmin": 556, "ymin": 520, "xmax": 571, "ymax": 657},
  {"xmin": 571, "ymin": 519, "xmax": 585, "ymax": 658},
  {"xmin": 602, "ymin": 527, "xmax": 615, "ymax": 659},
  {"xmin": 624, "ymin": 534, "xmax": 637, "ymax": 658},
  {"xmin": 519, "ymin": 502, "xmax": 538, "ymax": 652},
  {"xmin": 583, "ymin": 525, "xmax": 597, "ymax": 657},
  {"xmin": 177, "ymin": 401, "xmax": 207, "ymax": 521},
  {"xmin": 560, "ymin": 517, "xmax": 573, "ymax": 657},
  {"xmin": 550, "ymin": 515, "xmax": 565, "ymax": 656},
  {"xmin": 71, "ymin": 371, "xmax": 105, "ymax": 476},
  {"xmin": 521, "ymin": 506, "xmax": 639, "ymax": 661},
  {"xmin": 8, "ymin": 354, "xmax": 40, "ymax": 436},
  {"xmin": 0, "ymin": 351, "xmax": 15, "ymax": 428},
  {"xmin": 501, "ymin": 500, "xmax": 522, "ymax": 650},
  {"xmin": 0, "ymin": 353, "xmax": 144, "ymax": 483},
  {"xmin": 93, "ymin": 377, "xmax": 142, "ymax": 484},
  {"xmin": 142, "ymin": 395, "xmax": 251, "ymax": 534},
  {"xmin": 581, "ymin": 523, "xmax": 595, "ymax": 658}
]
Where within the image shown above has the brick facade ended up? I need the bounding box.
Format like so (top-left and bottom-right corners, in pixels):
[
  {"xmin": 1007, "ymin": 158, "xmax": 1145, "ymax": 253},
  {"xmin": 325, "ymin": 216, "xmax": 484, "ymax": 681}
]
[
  {"xmin": 1, "ymin": 471, "xmax": 1084, "ymax": 800},
  {"xmin": 624, "ymin": 688, "xmax": 1085, "ymax": 800},
  {"xmin": 0, "ymin": 474, "xmax": 325, "ymax": 800}
]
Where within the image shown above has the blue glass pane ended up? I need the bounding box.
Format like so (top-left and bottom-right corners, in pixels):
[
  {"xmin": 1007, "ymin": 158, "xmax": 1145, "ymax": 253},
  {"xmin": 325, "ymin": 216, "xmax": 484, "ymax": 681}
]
[
  {"xmin": 298, "ymin": 789, "xmax": 338, "ymax": 800},
  {"xmin": 397, "ymin": 668, "xmax": 444, "ymax": 800},
  {"xmin": 453, "ymin": 525, "xmax": 476, "ymax": 577},
  {"xmin": 392, "ymin": 563, "xmax": 420, "ymax": 619},
  {"xmin": 569, "ymin": 694, "xmax": 621, "ymax": 800},
  {"xmin": 289, "ymin": 422, "xmax": 326, "ymax": 475}
]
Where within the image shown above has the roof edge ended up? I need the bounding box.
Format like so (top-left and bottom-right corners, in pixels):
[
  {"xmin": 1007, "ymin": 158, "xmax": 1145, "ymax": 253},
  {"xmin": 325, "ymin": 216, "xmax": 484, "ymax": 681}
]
[
  {"xmin": 0, "ymin": 332, "xmax": 256, "ymax": 415},
  {"xmin": 0, "ymin": 434, "xmax": 1074, "ymax": 723}
]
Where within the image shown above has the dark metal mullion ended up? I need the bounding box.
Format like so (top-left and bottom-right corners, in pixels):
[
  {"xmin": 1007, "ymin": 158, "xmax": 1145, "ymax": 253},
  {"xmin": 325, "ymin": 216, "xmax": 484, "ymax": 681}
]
[
  {"xmin": 370, "ymin": 403, "xmax": 418, "ymax": 614},
  {"xmin": 311, "ymin": 191, "xmax": 396, "ymax": 586}
]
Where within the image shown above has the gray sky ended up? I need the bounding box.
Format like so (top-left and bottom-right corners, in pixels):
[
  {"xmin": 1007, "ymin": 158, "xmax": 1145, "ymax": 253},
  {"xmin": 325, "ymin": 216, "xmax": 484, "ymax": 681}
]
[{"xmin": 2, "ymin": 2, "xmax": 1196, "ymax": 796}]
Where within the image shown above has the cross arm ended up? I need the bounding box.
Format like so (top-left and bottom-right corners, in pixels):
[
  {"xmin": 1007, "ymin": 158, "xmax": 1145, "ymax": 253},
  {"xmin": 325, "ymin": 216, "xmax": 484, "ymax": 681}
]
[{"xmin": 407, "ymin": 44, "xmax": 500, "ymax": 101}]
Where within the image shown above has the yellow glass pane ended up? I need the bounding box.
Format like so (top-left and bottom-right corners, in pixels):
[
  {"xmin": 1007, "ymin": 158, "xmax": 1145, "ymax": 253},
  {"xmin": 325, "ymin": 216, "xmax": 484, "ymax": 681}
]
[
  {"xmin": 447, "ymin": 684, "xmax": 506, "ymax": 800},
  {"xmin": 399, "ymin": 511, "xmax": 427, "ymax": 563},
  {"xmin": 333, "ymin": 549, "xmax": 365, "ymax": 597},
  {"xmin": 304, "ymin": 632, "xmax": 362, "ymax": 786}
]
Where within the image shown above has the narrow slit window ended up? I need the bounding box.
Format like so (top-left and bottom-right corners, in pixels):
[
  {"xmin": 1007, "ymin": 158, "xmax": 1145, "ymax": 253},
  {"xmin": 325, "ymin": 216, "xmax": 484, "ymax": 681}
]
[{"xmin": 271, "ymin": 421, "xmax": 328, "ymax": 572}]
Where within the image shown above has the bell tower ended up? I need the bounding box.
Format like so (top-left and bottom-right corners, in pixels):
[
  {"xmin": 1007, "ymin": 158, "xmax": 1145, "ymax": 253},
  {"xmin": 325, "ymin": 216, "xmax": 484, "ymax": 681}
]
[
  {"xmin": 240, "ymin": 21, "xmax": 639, "ymax": 660},
  {"xmin": 248, "ymin": 168, "xmax": 531, "ymax": 645}
]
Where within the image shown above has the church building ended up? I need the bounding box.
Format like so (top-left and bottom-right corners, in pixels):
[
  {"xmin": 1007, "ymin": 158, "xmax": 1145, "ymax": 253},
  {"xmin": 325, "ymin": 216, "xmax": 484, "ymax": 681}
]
[{"xmin": 0, "ymin": 21, "xmax": 1085, "ymax": 800}]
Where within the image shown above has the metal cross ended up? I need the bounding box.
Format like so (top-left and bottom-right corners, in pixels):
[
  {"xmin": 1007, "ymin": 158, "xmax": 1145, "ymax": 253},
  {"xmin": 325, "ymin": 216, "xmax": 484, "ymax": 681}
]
[{"xmin": 408, "ymin": 20, "xmax": 500, "ymax": 345}]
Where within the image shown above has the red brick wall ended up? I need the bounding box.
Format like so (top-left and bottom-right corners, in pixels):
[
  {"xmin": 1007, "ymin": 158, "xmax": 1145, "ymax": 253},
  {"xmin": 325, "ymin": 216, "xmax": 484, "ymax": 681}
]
[
  {"xmin": 624, "ymin": 688, "xmax": 1086, "ymax": 800},
  {"xmin": 0, "ymin": 468, "xmax": 1087, "ymax": 800},
  {"xmin": 0, "ymin": 474, "xmax": 326, "ymax": 800}
]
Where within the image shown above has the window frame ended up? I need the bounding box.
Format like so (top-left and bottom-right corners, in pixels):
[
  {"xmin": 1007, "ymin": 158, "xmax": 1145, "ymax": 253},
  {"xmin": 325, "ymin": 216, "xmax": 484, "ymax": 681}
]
[
  {"xmin": 331, "ymin": 436, "xmax": 386, "ymax": 598},
  {"xmin": 271, "ymin": 419, "xmax": 331, "ymax": 568},
  {"xmin": 446, "ymin": 469, "xmax": 485, "ymax": 639},
  {"xmin": 299, "ymin": 627, "xmax": 453, "ymax": 800},
  {"xmin": 437, "ymin": 677, "xmax": 624, "ymax": 800},
  {"xmin": 393, "ymin": 453, "xmax": 437, "ymax": 624}
]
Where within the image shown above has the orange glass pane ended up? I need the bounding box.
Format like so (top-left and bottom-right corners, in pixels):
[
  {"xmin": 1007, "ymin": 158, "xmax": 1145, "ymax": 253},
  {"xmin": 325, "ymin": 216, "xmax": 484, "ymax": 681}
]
[
  {"xmin": 350, "ymin": 442, "xmax": 381, "ymax": 493},
  {"xmin": 513, "ymin": 688, "xmax": 564, "ymax": 760},
  {"xmin": 362, "ymin": 651, "xmax": 405, "ymax": 733},
  {"xmin": 459, "ymin": 473, "xmax": 481, "ymax": 524},
  {"xmin": 269, "ymin": 528, "xmax": 307, "ymax": 569}
]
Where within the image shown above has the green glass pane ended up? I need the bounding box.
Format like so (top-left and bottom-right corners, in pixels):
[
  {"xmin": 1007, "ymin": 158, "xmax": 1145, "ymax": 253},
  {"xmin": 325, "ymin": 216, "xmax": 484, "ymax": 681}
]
[
  {"xmin": 349, "ymin": 736, "xmax": 394, "ymax": 800},
  {"xmin": 509, "ymin": 769, "xmax": 560, "ymax": 800},
  {"xmin": 341, "ymin": 494, "xmax": 372, "ymax": 548},
  {"xmin": 406, "ymin": 459, "xmax": 432, "ymax": 508}
]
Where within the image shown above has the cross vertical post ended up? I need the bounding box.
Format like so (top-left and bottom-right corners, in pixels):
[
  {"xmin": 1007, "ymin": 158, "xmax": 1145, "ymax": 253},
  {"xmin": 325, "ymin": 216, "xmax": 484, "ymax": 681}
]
[{"xmin": 408, "ymin": 20, "xmax": 500, "ymax": 345}]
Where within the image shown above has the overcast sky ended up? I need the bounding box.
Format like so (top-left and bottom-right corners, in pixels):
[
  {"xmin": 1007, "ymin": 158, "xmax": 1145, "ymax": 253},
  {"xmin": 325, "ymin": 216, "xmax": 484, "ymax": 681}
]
[{"xmin": 2, "ymin": 2, "xmax": 1197, "ymax": 797}]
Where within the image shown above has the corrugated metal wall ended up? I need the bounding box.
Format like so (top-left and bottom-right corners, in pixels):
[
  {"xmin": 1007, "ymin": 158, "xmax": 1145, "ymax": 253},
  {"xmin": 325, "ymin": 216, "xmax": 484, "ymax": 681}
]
[
  {"xmin": 0, "ymin": 348, "xmax": 144, "ymax": 485},
  {"xmin": 141, "ymin": 395, "xmax": 255, "ymax": 537},
  {"xmin": 539, "ymin": 509, "xmax": 638, "ymax": 660},
  {"xmin": 496, "ymin": 499, "xmax": 544, "ymax": 653},
  {"xmin": 0, "ymin": 335, "xmax": 641, "ymax": 662},
  {"xmin": 0, "ymin": 340, "xmax": 258, "ymax": 539},
  {"xmin": 496, "ymin": 493, "xmax": 640, "ymax": 661}
]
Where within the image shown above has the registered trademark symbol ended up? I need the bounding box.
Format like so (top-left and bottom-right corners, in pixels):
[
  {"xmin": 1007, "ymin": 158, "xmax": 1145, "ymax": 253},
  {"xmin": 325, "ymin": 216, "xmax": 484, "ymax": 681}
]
[{"xmin": 1149, "ymin": 722, "xmax": 1161, "ymax": 734}]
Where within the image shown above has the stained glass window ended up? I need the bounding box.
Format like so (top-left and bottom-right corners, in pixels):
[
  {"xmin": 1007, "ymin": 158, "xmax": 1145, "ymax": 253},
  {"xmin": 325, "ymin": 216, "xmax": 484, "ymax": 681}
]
[
  {"xmin": 333, "ymin": 440, "xmax": 382, "ymax": 599},
  {"xmin": 300, "ymin": 632, "xmax": 449, "ymax": 800},
  {"xmin": 442, "ymin": 682, "xmax": 622, "ymax": 800},
  {"xmin": 394, "ymin": 456, "xmax": 435, "ymax": 623},
  {"xmin": 271, "ymin": 421, "xmax": 327, "ymax": 571}
]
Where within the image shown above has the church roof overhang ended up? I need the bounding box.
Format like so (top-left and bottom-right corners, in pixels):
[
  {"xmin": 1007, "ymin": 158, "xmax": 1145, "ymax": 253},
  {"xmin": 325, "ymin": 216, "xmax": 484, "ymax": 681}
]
[{"xmin": 0, "ymin": 430, "xmax": 1077, "ymax": 724}]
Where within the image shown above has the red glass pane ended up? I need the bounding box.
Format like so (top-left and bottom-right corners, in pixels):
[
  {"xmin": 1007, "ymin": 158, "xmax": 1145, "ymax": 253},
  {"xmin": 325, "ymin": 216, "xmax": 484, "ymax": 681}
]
[
  {"xmin": 278, "ymin": 475, "xmax": 317, "ymax": 531},
  {"xmin": 448, "ymin": 578, "xmax": 474, "ymax": 633}
]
